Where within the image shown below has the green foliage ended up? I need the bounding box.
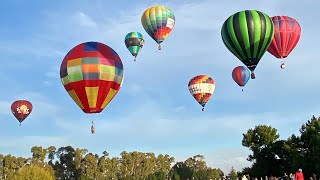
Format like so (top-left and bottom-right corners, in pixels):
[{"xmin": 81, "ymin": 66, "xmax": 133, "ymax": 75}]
[
  {"xmin": 241, "ymin": 115, "xmax": 320, "ymax": 178},
  {"xmin": 228, "ymin": 167, "xmax": 238, "ymax": 180},
  {"xmin": 13, "ymin": 164, "xmax": 55, "ymax": 180},
  {"xmin": 3, "ymin": 115, "xmax": 319, "ymax": 179}
]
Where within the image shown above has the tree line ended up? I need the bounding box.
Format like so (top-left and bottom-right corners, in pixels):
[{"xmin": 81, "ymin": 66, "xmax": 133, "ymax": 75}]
[
  {"xmin": 240, "ymin": 115, "xmax": 320, "ymax": 179},
  {"xmin": 1, "ymin": 115, "xmax": 319, "ymax": 179},
  {"xmin": 0, "ymin": 147, "xmax": 224, "ymax": 179}
]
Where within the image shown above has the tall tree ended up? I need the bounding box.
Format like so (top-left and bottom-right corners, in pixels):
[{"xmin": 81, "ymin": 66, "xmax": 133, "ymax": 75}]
[
  {"xmin": 242, "ymin": 125, "xmax": 280, "ymax": 162},
  {"xmin": 55, "ymin": 146, "xmax": 77, "ymax": 180},
  {"xmin": 81, "ymin": 153, "xmax": 98, "ymax": 179},
  {"xmin": 228, "ymin": 167, "xmax": 238, "ymax": 180},
  {"xmin": 31, "ymin": 146, "xmax": 47, "ymax": 166},
  {"xmin": 299, "ymin": 116, "xmax": 320, "ymax": 176}
]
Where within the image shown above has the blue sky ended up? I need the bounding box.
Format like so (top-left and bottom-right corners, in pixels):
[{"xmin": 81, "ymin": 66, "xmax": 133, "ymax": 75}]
[{"xmin": 0, "ymin": 0, "xmax": 319, "ymax": 173}]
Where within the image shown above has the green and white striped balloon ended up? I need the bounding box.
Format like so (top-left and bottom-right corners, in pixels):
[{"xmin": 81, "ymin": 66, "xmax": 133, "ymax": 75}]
[{"xmin": 221, "ymin": 10, "xmax": 274, "ymax": 79}]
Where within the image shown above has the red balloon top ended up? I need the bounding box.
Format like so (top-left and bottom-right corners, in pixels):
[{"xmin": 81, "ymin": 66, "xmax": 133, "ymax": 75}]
[{"xmin": 267, "ymin": 16, "xmax": 301, "ymax": 59}]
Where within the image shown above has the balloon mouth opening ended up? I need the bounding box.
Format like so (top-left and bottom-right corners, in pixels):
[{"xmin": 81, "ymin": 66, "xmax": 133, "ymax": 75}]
[{"xmin": 84, "ymin": 109, "xmax": 102, "ymax": 114}]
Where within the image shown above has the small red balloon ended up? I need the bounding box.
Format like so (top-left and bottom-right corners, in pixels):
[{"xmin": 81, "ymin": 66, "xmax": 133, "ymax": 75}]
[{"xmin": 11, "ymin": 100, "xmax": 33, "ymax": 125}]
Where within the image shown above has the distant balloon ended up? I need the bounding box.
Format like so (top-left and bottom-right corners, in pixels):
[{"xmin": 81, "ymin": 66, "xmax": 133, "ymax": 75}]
[
  {"xmin": 188, "ymin": 75, "xmax": 215, "ymax": 111},
  {"xmin": 125, "ymin": 32, "xmax": 144, "ymax": 62},
  {"xmin": 267, "ymin": 16, "xmax": 301, "ymax": 69},
  {"xmin": 91, "ymin": 121, "xmax": 95, "ymax": 134},
  {"xmin": 60, "ymin": 42, "xmax": 124, "ymax": 133},
  {"xmin": 141, "ymin": 5, "xmax": 175, "ymax": 50},
  {"xmin": 221, "ymin": 10, "xmax": 275, "ymax": 79},
  {"xmin": 232, "ymin": 66, "xmax": 250, "ymax": 91},
  {"xmin": 11, "ymin": 100, "xmax": 33, "ymax": 125}
]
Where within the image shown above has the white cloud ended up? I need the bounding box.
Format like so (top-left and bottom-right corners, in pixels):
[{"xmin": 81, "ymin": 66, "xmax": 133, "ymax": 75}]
[
  {"xmin": 74, "ymin": 11, "xmax": 97, "ymax": 28},
  {"xmin": 204, "ymin": 148, "xmax": 252, "ymax": 173}
]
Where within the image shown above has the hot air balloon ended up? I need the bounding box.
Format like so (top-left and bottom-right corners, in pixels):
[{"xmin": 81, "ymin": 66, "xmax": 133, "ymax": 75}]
[
  {"xmin": 60, "ymin": 41, "xmax": 124, "ymax": 133},
  {"xmin": 141, "ymin": 5, "xmax": 175, "ymax": 50},
  {"xmin": 11, "ymin": 100, "xmax": 32, "ymax": 126},
  {"xmin": 221, "ymin": 10, "xmax": 275, "ymax": 79},
  {"xmin": 188, "ymin": 75, "xmax": 215, "ymax": 111},
  {"xmin": 91, "ymin": 121, "xmax": 95, "ymax": 134},
  {"xmin": 125, "ymin": 32, "xmax": 144, "ymax": 62},
  {"xmin": 267, "ymin": 16, "xmax": 301, "ymax": 69},
  {"xmin": 232, "ymin": 66, "xmax": 250, "ymax": 91}
]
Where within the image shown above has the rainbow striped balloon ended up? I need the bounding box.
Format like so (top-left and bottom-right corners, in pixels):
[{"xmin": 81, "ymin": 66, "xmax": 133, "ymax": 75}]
[
  {"xmin": 60, "ymin": 42, "xmax": 124, "ymax": 114},
  {"xmin": 141, "ymin": 5, "xmax": 175, "ymax": 50}
]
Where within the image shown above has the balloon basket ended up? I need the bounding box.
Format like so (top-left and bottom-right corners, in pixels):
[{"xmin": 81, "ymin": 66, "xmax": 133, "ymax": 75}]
[{"xmin": 251, "ymin": 72, "xmax": 256, "ymax": 79}]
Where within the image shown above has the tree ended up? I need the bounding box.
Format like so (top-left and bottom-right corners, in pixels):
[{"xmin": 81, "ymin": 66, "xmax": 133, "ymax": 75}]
[
  {"xmin": 81, "ymin": 153, "xmax": 98, "ymax": 179},
  {"xmin": 55, "ymin": 146, "xmax": 77, "ymax": 180},
  {"xmin": 46, "ymin": 146, "xmax": 56, "ymax": 167},
  {"xmin": 31, "ymin": 146, "xmax": 47, "ymax": 166},
  {"xmin": 2, "ymin": 155, "xmax": 24, "ymax": 179},
  {"xmin": 229, "ymin": 167, "xmax": 238, "ymax": 180},
  {"xmin": 242, "ymin": 125, "xmax": 280, "ymax": 162},
  {"xmin": 240, "ymin": 116, "xmax": 320, "ymax": 178},
  {"xmin": 242, "ymin": 125, "xmax": 282, "ymax": 176},
  {"xmin": 169, "ymin": 162, "xmax": 192, "ymax": 180},
  {"xmin": 299, "ymin": 116, "xmax": 320, "ymax": 176},
  {"xmin": 207, "ymin": 168, "xmax": 224, "ymax": 180},
  {"xmin": 13, "ymin": 164, "xmax": 55, "ymax": 180}
]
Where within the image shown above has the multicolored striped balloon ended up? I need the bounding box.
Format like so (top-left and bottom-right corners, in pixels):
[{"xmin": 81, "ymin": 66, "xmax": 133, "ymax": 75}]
[
  {"xmin": 188, "ymin": 75, "xmax": 215, "ymax": 111},
  {"xmin": 11, "ymin": 100, "xmax": 33, "ymax": 125},
  {"xmin": 60, "ymin": 42, "xmax": 124, "ymax": 114},
  {"xmin": 232, "ymin": 66, "xmax": 250, "ymax": 91},
  {"xmin": 221, "ymin": 10, "xmax": 274, "ymax": 79},
  {"xmin": 141, "ymin": 5, "xmax": 175, "ymax": 50},
  {"xmin": 125, "ymin": 32, "xmax": 144, "ymax": 62},
  {"xmin": 267, "ymin": 16, "xmax": 301, "ymax": 69}
]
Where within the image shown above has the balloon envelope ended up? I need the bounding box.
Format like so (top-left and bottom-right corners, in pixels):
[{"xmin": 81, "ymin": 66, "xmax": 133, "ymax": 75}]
[
  {"xmin": 141, "ymin": 5, "xmax": 175, "ymax": 48},
  {"xmin": 125, "ymin": 32, "xmax": 144, "ymax": 61},
  {"xmin": 221, "ymin": 10, "xmax": 274, "ymax": 78},
  {"xmin": 188, "ymin": 75, "xmax": 215, "ymax": 109},
  {"xmin": 232, "ymin": 66, "xmax": 250, "ymax": 87},
  {"xmin": 11, "ymin": 100, "xmax": 33, "ymax": 123},
  {"xmin": 267, "ymin": 16, "xmax": 301, "ymax": 59},
  {"xmin": 60, "ymin": 42, "xmax": 124, "ymax": 114}
]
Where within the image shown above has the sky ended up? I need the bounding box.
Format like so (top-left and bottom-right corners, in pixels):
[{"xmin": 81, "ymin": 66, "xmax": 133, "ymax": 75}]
[{"xmin": 0, "ymin": 0, "xmax": 319, "ymax": 173}]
